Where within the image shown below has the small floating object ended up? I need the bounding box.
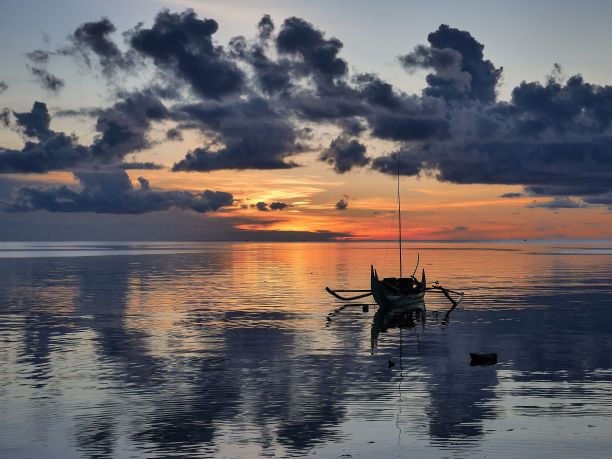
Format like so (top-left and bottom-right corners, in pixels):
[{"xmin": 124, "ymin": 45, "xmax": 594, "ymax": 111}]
[
  {"xmin": 470, "ymin": 352, "xmax": 497, "ymax": 366},
  {"xmin": 388, "ymin": 359, "xmax": 395, "ymax": 368}
]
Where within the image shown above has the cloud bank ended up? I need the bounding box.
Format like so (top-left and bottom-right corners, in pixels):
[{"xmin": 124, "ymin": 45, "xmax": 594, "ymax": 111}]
[
  {"xmin": 0, "ymin": 10, "xmax": 611, "ymax": 213},
  {"xmin": 6, "ymin": 170, "xmax": 233, "ymax": 214}
]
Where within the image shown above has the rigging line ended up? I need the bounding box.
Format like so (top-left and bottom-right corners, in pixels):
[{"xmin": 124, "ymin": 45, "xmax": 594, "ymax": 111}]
[
  {"xmin": 397, "ymin": 150, "xmax": 403, "ymax": 278},
  {"xmin": 382, "ymin": 209, "xmax": 396, "ymax": 272}
]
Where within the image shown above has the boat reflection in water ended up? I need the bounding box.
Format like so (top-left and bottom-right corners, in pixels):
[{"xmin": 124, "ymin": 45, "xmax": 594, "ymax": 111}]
[{"xmin": 370, "ymin": 299, "xmax": 458, "ymax": 352}]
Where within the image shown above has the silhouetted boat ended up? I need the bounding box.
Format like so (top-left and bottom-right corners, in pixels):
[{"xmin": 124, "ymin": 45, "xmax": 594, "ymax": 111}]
[
  {"xmin": 370, "ymin": 265, "xmax": 426, "ymax": 309},
  {"xmin": 326, "ymin": 151, "xmax": 463, "ymax": 308}
]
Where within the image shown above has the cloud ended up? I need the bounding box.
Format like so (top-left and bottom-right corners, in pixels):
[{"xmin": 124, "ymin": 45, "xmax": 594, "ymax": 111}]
[
  {"xmin": 400, "ymin": 24, "xmax": 502, "ymax": 103},
  {"xmin": 165, "ymin": 127, "xmax": 183, "ymax": 141},
  {"xmin": 370, "ymin": 115, "xmax": 450, "ymax": 141},
  {"xmin": 5, "ymin": 170, "xmax": 233, "ymax": 214},
  {"xmin": 0, "ymin": 81, "xmax": 7, "ymax": 94},
  {"xmin": 335, "ymin": 195, "xmax": 349, "ymax": 210},
  {"xmin": 70, "ymin": 18, "xmax": 135, "ymax": 76},
  {"xmin": 0, "ymin": 95, "xmax": 168, "ymax": 173},
  {"xmin": 0, "ymin": 102, "xmax": 89, "ymax": 173},
  {"xmin": 4, "ymin": 11, "xmax": 612, "ymax": 213},
  {"xmin": 269, "ymin": 201, "xmax": 289, "ymax": 210},
  {"xmin": 370, "ymin": 150, "xmax": 422, "ymax": 176},
  {"xmin": 319, "ymin": 135, "xmax": 369, "ymax": 173},
  {"xmin": 26, "ymin": 50, "xmax": 51, "ymax": 64},
  {"xmin": 90, "ymin": 90, "xmax": 169, "ymax": 161},
  {"xmin": 0, "ymin": 109, "xmax": 9, "ymax": 127},
  {"xmin": 276, "ymin": 16, "xmax": 348, "ymax": 84},
  {"xmin": 582, "ymin": 193, "xmax": 612, "ymax": 209},
  {"xmin": 255, "ymin": 201, "xmax": 269, "ymax": 211},
  {"xmin": 172, "ymin": 98, "xmax": 302, "ymax": 171},
  {"xmin": 373, "ymin": 72, "xmax": 612, "ymax": 208},
  {"xmin": 119, "ymin": 162, "xmax": 164, "ymax": 170},
  {"xmin": 527, "ymin": 197, "xmax": 588, "ymax": 210},
  {"xmin": 229, "ymin": 16, "xmax": 292, "ymax": 95},
  {"xmin": 128, "ymin": 9, "xmax": 243, "ymax": 98},
  {"xmin": 14, "ymin": 101, "xmax": 53, "ymax": 140},
  {"xmin": 499, "ymin": 192, "xmax": 523, "ymax": 198},
  {"xmin": 253, "ymin": 201, "xmax": 290, "ymax": 211},
  {"xmin": 28, "ymin": 67, "xmax": 65, "ymax": 94}
]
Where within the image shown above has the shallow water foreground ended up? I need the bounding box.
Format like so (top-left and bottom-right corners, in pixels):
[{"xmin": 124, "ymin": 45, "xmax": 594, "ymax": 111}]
[{"xmin": 1, "ymin": 241, "xmax": 611, "ymax": 458}]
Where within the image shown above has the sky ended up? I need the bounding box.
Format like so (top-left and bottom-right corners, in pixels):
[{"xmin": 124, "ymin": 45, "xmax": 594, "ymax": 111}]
[{"xmin": 0, "ymin": 0, "xmax": 611, "ymax": 241}]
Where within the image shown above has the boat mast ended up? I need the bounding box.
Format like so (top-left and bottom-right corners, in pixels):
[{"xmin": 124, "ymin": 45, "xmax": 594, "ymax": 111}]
[{"xmin": 397, "ymin": 151, "xmax": 402, "ymax": 278}]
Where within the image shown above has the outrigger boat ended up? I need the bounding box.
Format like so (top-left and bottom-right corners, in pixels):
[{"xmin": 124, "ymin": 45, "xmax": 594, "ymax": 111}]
[{"xmin": 326, "ymin": 152, "xmax": 463, "ymax": 308}]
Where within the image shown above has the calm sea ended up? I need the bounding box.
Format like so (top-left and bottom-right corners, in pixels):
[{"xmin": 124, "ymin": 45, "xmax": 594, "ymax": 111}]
[{"xmin": 1, "ymin": 241, "xmax": 611, "ymax": 458}]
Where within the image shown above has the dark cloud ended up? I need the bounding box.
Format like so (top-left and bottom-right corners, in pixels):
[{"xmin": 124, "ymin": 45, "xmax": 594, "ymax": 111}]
[
  {"xmin": 5, "ymin": 170, "xmax": 233, "ymax": 214},
  {"xmin": 255, "ymin": 201, "xmax": 269, "ymax": 212},
  {"xmin": 26, "ymin": 50, "xmax": 51, "ymax": 64},
  {"xmin": 0, "ymin": 133, "xmax": 88, "ymax": 173},
  {"xmin": 0, "ymin": 109, "xmax": 9, "ymax": 127},
  {"xmin": 510, "ymin": 74, "xmax": 612, "ymax": 136},
  {"xmin": 0, "ymin": 103, "xmax": 88, "ymax": 173},
  {"xmin": 227, "ymin": 14, "xmax": 295, "ymax": 96},
  {"xmin": 14, "ymin": 101, "xmax": 53, "ymax": 140},
  {"xmin": 400, "ymin": 24, "xmax": 502, "ymax": 103},
  {"xmin": 70, "ymin": 18, "xmax": 134, "ymax": 76},
  {"xmin": 129, "ymin": 9, "xmax": 243, "ymax": 98},
  {"xmin": 0, "ymin": 94, "xmax": 168, "ymax": 173},
  {"xmin": 582, "ymin": 193, "xmax": 612, "ymax": 209},
  {"xmin": 355, "ymin": 73, "xmax": 403, "ymax": 110},
  {"xmin": 166, "ymin": 127, "xmax": 183, "ymax": 141},
  {"xmin": 252, "ymin": 201, "xmax": 290, "ymax": 211},
  {"xmin": 370, "ymin": 150, "xmax": 422, "ymax": 176},
  {"xmin": 527, "ymin": 197, "xmax": 588, "ymax": 210},
  {"xmin": 53, "ymin": 107, "xmax": 102, "ymax": 118},
  {"xmin": 6, "ymin": 12, "xmax": 612, "ymax": 212},
  {"xmin": 28, "ymin": 67, "xmax": 65, "ymax": 94},
  {"xmin": 0, "ymin": 81, "xmax": 7, "ymax": 94},
  {"xmin": 172, "ymin": 98, "xmax": 302, "ymax": 171},
  {"xmin": 335, "ymin": 195, "xmax": 348, "ymax": 210},
  {"xmin": 276, "ymin": 17, "xmax": 347, "ymax": 85},
  {"xmin": 258, "ymin": 14, "xmax": 274, "ymax": 41},
  {"xmin": 269, "ymin": 201, "xmax": 289, "ymax": 210},
  {"xmin": 373, "ymin": 72, "xmax": 612, "ymax": 208},
  {"xmin": 370, "ymin": 115, "xmax": 450, "ymax": 141},
  {"xmin": 91, "ymin": 91, "xmax": 169, "ymax": 161},
  {"xmin": 230, "ymin": 35, "xmax": 292, "ymax": 95},
  {"xmin": 119, "ymin": 162, "xmax": 164, "ymax": 170},
  {"xmin": 320, "ymin": 136, "xmax": 369, "ymax": 173},
  {"xmin": 499, "ymin": 192, "xmax": 523, "ymax": 198}
]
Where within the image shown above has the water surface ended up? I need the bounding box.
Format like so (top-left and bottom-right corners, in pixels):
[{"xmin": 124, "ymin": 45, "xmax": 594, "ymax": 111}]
[{"xmin": 1, "ymin": 241, "xmax": 611, "ymax": 458}]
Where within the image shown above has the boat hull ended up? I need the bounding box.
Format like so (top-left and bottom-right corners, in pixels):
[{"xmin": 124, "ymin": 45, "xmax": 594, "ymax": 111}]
[{"xmin": 371, "ymin": 265, "xmax": 426, "ymax": 310}]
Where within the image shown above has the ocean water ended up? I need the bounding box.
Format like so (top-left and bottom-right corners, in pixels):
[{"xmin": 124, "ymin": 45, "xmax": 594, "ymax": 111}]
[{"xmin": 0, "ymin": 241, "xmax": 611, "ymax": 458}]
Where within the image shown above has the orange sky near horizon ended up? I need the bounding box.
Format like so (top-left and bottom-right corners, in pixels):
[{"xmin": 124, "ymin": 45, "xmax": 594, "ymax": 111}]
[{"xmin": 8, "ymin": 153, "xmax": 610, "ymax": 241}]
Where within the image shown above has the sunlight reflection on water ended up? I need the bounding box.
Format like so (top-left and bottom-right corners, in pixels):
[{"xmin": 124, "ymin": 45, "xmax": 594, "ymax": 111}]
[{"xmin": 1, "ymin": 241, "xmax": 611, "ymax": 458}]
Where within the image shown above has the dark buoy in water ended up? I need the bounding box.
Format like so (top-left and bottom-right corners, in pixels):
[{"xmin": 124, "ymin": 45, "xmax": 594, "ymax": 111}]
[
  {"xmin": 470, "ymin": 352, "xmax": 497, "ymax": 366},
  {"xmin": 388, "ymin": 360, "xmax": 395, "ymax": 368},
  {"xmin": 362, "ymin": 304, "xmax": 369, "ymax": 312}
]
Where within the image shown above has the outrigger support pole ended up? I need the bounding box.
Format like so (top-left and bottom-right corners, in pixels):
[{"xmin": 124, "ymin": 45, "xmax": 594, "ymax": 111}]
[
  {"xmin": 325, "ymin": 287, "xmax": 373, "ymax": 301},
  {"xmin": 325, "ymin": 285, "xmax": 464, "ymax": 305},
  {"xmin": 425, "ymin": 286, "xmax": 464, "ymax": 306}
]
